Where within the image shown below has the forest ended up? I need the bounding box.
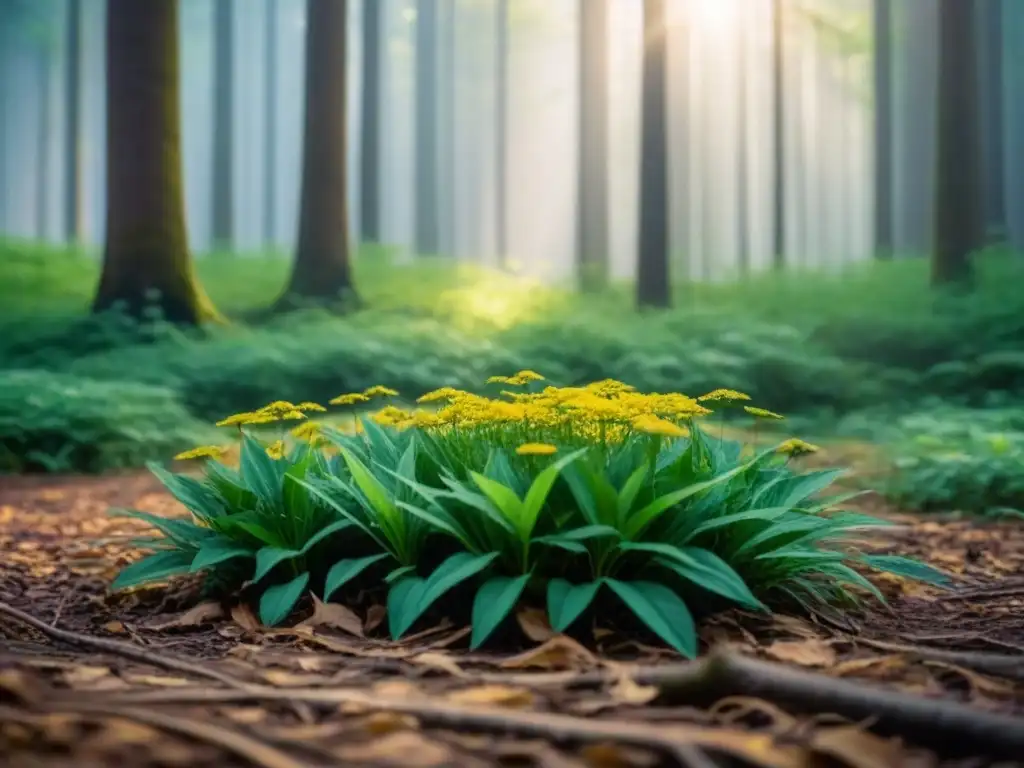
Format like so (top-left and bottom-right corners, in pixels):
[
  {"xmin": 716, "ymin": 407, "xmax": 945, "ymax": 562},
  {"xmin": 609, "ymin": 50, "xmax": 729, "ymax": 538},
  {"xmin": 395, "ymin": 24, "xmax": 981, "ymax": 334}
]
[{"xmin": 1, "ymin": 0, "xmax": 1023, "ymax": 766}]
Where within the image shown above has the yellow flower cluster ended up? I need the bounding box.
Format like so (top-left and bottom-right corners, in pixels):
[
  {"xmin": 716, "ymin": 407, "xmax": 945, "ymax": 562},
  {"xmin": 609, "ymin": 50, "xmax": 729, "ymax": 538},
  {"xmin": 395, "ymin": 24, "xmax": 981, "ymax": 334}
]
[
  {"xmin": 776, "ymin": 438, "xmax": 820, "ymax": 456},
  {"xmin": 215, "ymin": 399, "xmax": 324, "ymax": 428}
]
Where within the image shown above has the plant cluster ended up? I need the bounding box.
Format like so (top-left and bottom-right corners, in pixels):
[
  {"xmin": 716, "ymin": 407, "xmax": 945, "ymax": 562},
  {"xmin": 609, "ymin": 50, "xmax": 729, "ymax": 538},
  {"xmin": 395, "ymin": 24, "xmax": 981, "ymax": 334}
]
[{"xmin": 113, "ymin": 374, "xmax": 946, "ymax": 656}]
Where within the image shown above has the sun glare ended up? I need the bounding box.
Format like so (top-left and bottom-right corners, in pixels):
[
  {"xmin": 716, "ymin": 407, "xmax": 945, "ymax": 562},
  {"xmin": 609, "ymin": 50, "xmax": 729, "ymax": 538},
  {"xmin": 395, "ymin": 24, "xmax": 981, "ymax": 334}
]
[{"xmin": 677, "ymin": 0, "xmax": 742, "ymax": 30}]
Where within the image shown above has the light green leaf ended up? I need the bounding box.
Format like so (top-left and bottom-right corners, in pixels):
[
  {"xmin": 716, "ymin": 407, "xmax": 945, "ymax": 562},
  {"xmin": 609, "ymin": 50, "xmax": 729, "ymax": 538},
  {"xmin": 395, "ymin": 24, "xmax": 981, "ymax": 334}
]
[
  {"xmin": 469, "ymin": 472, "xmax": 523, "ymax": 524},
  {"xmin": 470, "ymin": 573, "xmax": 532, "ymax": 649},
  {"xmin": 546, "ymin": 578, "xmax": 602, "ymax": 632},
  {"xmin": 519, "ymin": 449, "xmax": 588, "ymax": 539},
  {"xmin": 861, "ymin": 554, "xmax": 950, "ymax": 586},
  {"xmin": 259, "ymin": 572, "xmax": 310, "ymax": 626},
  {"xmin": 683, "ymin": 507, "xmax": 792, "ymax": 540},
  {"xmin": 338, "ymin": 446, "xmax": 400, "ymax": 524},
  {"xmin": 190, "ymin": 539, "xmax": 253, "ymax": 573},
  {"xmin": 605, "ymin": 579, "xmax": 697, "ymax": 658},
  {"xmin": 616, "ymin": 463, "xmax": 650, "ymax": 525},
  {"xmin": 324, "ymin": 553, "xmax": 391, "ymax": 601},
  {"xmin": 111, "ymin": 550, "xmax": 195, "ymax": 591}
]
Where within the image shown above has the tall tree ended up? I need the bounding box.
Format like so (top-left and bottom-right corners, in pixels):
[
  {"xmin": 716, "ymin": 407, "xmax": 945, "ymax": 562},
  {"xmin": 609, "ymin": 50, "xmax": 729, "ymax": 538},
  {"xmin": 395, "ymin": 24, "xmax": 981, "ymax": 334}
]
[
  {"xmin": 414, "ymin": 0, "xmax": 441, "ymax": 255},
  {"xmin": 771, "ymin": 0, "xmax": 786, "ymax": 269},
  {"xmin": 276, "ymin": 0, "xmax": 357, "ymax": 309},
  {"xmin": 36, "ymin": 42, "xmax": 53, "ymax": 239},
  {"xmin": 636, "ymin": 0, "xmax": 670, "ymax": 308},
  {"xmin": 64, "ymin": 0, "xmax": 83, "ymax": 243},
  {"xmin": 736, "ymin": 13, "xmax": 750, "ymax": 274},
  {"xmin": 932, "ymin": 0, "xmax": 982, "ymax": 287},
  {"xmin": 359, "ymin": 0, "xmax": 382, "ymax": 243},
  {"xmin": 576, "ymin": 0, "xmax": 609, "ymax": 291},
  {"xmin": 93, "ymin": 0, "xmax": 219, "ymax": 324},
  {"xmin": 873, "ymin": 0, "xmax": 893, "ymax": 258},
  {"xmin": 211, "ymin": 0, "xmax": 234, "ymax": 249},
  {"xmin": 978, "ymin": 0, "xmax": 1005, "ymax": 241},
  {"xmin": 494, "ymin": 0, "xmax": 509, "ymax": 264},
  {"xmin": 263, "ymin": 0, "xmax": 278, "ymax": 245}
]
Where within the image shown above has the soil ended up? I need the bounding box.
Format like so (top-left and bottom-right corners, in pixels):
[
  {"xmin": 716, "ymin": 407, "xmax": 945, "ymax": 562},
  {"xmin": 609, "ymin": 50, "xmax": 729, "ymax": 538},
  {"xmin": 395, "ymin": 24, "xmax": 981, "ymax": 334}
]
[{"xmin": 1, "ymin": 467, "xmax": 1023, "ymax": 768}]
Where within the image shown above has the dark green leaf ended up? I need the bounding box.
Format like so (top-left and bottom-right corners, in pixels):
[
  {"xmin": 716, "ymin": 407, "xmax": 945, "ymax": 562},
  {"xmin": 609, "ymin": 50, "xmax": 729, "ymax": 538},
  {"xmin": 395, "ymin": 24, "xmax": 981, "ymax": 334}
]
[
  {"xmin": 190, "ymin": 539, "xmax": 254, "ymax": 573},
  {"xmin": 111, "ymin": 550, "xmax": 194, "ymax": 591},
  {"xmin": 861, "ymin": 555, "xmax": 951, "ymax": 586},
  {"xmin": 470, "ymin": 573, "xmax": 532, "ymax": 649},
  {"xmin": 324, "ymin": 553, "xmax": 391, "ymax": 601},
  {"xmin": 259, "ymin": 572, "xmax": 310, "ymax": 626},
  {"xmin": 546, "ymin": 578, "xmax": 602, "ymax": 632},
  {"xmin": 605, "ymin": 579, "xmax": 697, "ymax": 658}
]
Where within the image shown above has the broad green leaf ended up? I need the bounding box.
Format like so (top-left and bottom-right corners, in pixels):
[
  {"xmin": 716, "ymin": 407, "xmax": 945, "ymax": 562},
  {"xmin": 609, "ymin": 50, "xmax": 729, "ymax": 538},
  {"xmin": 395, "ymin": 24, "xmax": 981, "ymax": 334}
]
[
  {"xmin": 546, "ymin": 578, "xmax": 602, "ymax": 632},
  {"xmin": 395, "ymin": 500, "xmax": 476, "ymax": 551},
  {"xmin": 540, "ymin": 524, "xmax": 621, "ymax": 543},
  {"xmin": 468, "ymin": 472, "xmax": 523, "ymax": 523},
  {"xmin": 324, "ymin": 553, "xmax": 391, "ymax": 601},
  {"xmin": 359, "ymin": 416, "xmax": 401, "ymax": 466},
  {"xmin": 616, "ymin": 463, "xmax": 650, "ymax": 525},
  {"xmin": 633, "ymin": 543, "xmax": 764, "ymax": 609},
  {"xmin": 625, "ymin": 461, "xmax": 751, "ymax": 540},
  {"xmin": 436, "ymin": 479, "xmax": 519, "ymax": 536},
  {"xmin": 388, "ymin": 577, "xmax": 427, "ymax": 638},
  {"xmin": 259, "ymin": 572, "xmax": 310, "ymax": 626},
  {"xmin": 230, "ymin": 519, "xmax": 287, "ymax": 547},
  {"xmin": 683, "ymin": 507, "xmax": 792, "ymax": 540},
  {"xmin": 531, "ymin": 536, "xmax": 588, "ymax": 554},
  {"xmin": 253, "ymin": 519, "xmax": 352, "ymax": 582},
  {"xmin": 338, "ymin": 446, "xmax": 400, "ymax": 524},
  {"xmin": 190, "ymin": 539, "xmax": 254, "ymax": 573},
  {"xmin": 283, "ymin": 455, "xmax": 315, "ymax": 519},
  {"xmin": 410, "ymin": 552, "xmax": 500, "ymax": 636},
  {"xmin": 147, "ymin": 462, "xmax": 227, "ymax": 521},
  {"xmin": 239, "ymin": 432, "xmax": 283, "ymax": 506},
  {"xmin": 110, "ymin": 508, "xmax": 213, "ymax": 548},
  {"xmin": 470, "ymin": 573, "xmax": 532, "ymax": 649},
  {"xmin": 861, "ymin": 554, "xmax": 950, "ymax": 586},
  {"xmin": 294, "ymin": 476, "xmax": 393, "ymax": 554},
  {"xmin": 385, "ymin": 564, "xmax": 418, "ymax": 584},
  {"xmin": 111, "ymin": 550, "xmax": 195, "ymax": 591},
  {"xmin": 519, "ymin": 449, "xmax": 588, "ymax": 539},
  {"xmin": 732, "ymin": 514, "xmax": 829, "ymax": 557},
  {"xmin": 605, "ymin": 579, "xmax": 697, "ymax": 658}
]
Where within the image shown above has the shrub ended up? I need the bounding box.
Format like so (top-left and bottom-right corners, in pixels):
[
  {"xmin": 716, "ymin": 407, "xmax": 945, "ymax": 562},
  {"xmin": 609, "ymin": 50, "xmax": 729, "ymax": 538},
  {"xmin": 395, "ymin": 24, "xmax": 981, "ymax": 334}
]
[
  {"xmin": 0, "ymin": 369, "xmax": 219, "ymax": 473},
  {"xmin": 112, "ymin": 375, "xmax": 947, "ymax": 655}
]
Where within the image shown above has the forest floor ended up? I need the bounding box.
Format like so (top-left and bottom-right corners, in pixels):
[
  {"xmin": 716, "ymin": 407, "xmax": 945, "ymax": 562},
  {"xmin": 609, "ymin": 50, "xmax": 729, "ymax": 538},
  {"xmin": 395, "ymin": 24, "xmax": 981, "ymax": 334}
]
[{"xmin": 2, "ymin": 456, "xmax": 1024, "ymax": 768}]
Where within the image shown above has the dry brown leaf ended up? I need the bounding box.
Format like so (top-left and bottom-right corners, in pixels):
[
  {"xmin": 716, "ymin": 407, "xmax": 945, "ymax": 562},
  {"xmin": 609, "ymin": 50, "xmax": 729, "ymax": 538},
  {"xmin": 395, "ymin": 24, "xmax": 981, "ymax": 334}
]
[
  {"xmin": 298, "ymin": 595, "xmax": 364, "ymax": 637},
  {"xmin": 362, "ymin": 711, "xmax": 421, "ymax": 735},
  {"xmin": 364, "ymin": 603, "xmax": 387, "ymax": 632},
  {"xmin": 445, "ymin": 684, "xmax": 536, "ymax": 709},
  {"xmin": 221, "ymin": 707, "xmax": 268, "ymax": 725},
  {"xmin": 923, "ymin": 660, "xmax": 1016, "ymax": 698},
  {"xmin": 608, "ymin": 673, "xmax": 659, "ymax": 706},
  {"xmin": 260, "ymin": 670, "xmax": 331, "ymax": 688},
  {"xmin": 102, "ymin": 620, "xmax": 127, "ymax": 635},
  {"xmin": 146, "ymin": 601, "xmax": 224, "ymax": 630},
  {"xmin": 410, "ymin": 651, "xmax": 467, "ymax": 677},
  {"xmin": 83, "ymin": 718, "xmax": 162, "ymax": 749},
  {"xmin": 373, "ymin": 679, "xmax": 424, "ymax": 699},
  {"xmin": 121, "ymin": 674, "xmax": 195, "ymax": 688},
  {"xmin": 516, "ymin": 606, "xmax": 556, "ymax": 642},
  {"xmin": 500, "ymin": 635, "xmax": 599, "ymax": 671},
  {"xmin": 833, "ymin": 656, "xmax": 905, "ymax": 678},
  {"xmin": 0, "ymin": 669, "xmax": 42, "ymax": 706},
  {"xmin": 810, "ymin": 725, "xmax": 906, "ymax": 768},
  {"xmin": 768, "ymin": 614, "xmax": 823, "ymax": 639},
  {"xmin": 579, "ymin": 742, "xmax": 658, "ymax": 768},
  {"xmin": 230, "ymin": 603, "xmax": 262, "ymax": 632},
  {"xmin": 63, "ymin": 665, "xmax": 115, "ymax": 687},
  {"xmin": 334, "ymin": 731, "xmax": 452, "ymax": 768},
  {"xmin": 765, "ymin": 639, "xmax": 837, "ymax": 667}
]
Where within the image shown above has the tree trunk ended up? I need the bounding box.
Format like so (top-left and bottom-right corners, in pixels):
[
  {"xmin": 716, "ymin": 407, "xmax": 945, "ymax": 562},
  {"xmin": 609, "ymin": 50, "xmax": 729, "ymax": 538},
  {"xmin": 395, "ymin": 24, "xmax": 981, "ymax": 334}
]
[
  {"xmin": 978, "ymin": 0, "xmax": 1005, "ymax": 241},
  {"xmin": 64, "ymin": 0, "xmax": 83, "ymax": 244},
  {"xmin": 94, "ymin": 0, "xmax": 220, "ymax": 325},
  {"xmin": 415, "ymin": 0, "xmax": 441, "ymax": 255},
  {"xmin": 276, "ymin": 0, "xmax": 357, "ymax": 309},
  {"xmin": 211, "ymin": 0, "xmax": 234, "ymax": 250},
  {"xmin": 495, "ymin": 0, "xmax": 509, "ymax": 266},
  {"xmin": 771, "ymin": 0, "xmax": 786, "ymax": 269},
  {"xmin": 263, "ymin": 0, "xmax": 278, "ymax": 246},
  {"xmin": 932, "ymin": 0, "xmax": 982, "ymax": 287},
  {"xmin": 636, "ymin": 0, "xmax": 670, "ymax": 309},
  {"xmin": 873, "ymin": 0, "xmax": 893, "ymax": 258},
  {"xmin": 576, "ymin": 0, "xmax": 609, "ymax": 291},
  {"xmin": 36, "ymin": 45, "xmax": 52, "ymax": 241},
  {"xmin": 359, "ymin": 0, "xmax": 382, "ymax": 244},
  {"xmin": 737, "ymin": 14, "xmax": 750, "ymax": 275}
]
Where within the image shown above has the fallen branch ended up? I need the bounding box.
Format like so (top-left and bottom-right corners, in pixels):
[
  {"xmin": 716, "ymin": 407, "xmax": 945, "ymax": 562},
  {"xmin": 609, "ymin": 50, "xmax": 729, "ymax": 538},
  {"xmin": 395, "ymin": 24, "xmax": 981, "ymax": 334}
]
[
  {"xmin": 0, "ymin": 601, "xmax": 249, "ymax": 691},
  {"xmin": 850, "ymin": 637, "xmax": 1024, "ymax": 681}
]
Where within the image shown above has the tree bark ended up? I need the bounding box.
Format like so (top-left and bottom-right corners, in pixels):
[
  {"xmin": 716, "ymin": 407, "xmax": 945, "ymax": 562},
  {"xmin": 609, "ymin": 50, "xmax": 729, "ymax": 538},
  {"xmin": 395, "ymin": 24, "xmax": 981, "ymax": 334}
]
[
  {"xmin": 64, "ymin": 0, "xmax": 83, "ymax": 244},
  {"xmin": 576, "ymin": 0, "xmax": 609, "ymax": 291},
  {"xmin": 359, "ymin": 0, "xmax": 382, "ymax": 244},
  {"xmin": 771, "ymin": 0, "xmax": 786, "ymax": 269},
  {"xmin": 415, "ymin": 0, "xmax": 441, "ymax": 255},
  {"xmin": 93, "ymin": 0, "xmax": 220, "ymax": 325},
  {"xmin": 276, "ymin": 0, "xmax": 357, "ymax": 309},
  {"xmin": 495, "ymin": 0, "xmax": 509, "ymax": 266},
  {"xmin": 873, "ymin": 0, "xmax": 893, "ymax": 259},
  {"xmin": 636, "ymin": 0, "xmax": 670, "ymax": 309},
  {"xmin": 36, "ymin": 45, "xmax": 52, "ymax": 240},
  {"xmin": 263, "ymin": 0, "xmax": 278, "ymax": 246},
  {"xmin": 932, "ymin": 0, "xmax": 982, "ymax": 287},
  {"xmin": 211, "ymin": 0, "xmax": 234, "ymax": 250},
  {"xmin": 978, "ymin": 0, "xmax": 1005, "ymax": 241}
]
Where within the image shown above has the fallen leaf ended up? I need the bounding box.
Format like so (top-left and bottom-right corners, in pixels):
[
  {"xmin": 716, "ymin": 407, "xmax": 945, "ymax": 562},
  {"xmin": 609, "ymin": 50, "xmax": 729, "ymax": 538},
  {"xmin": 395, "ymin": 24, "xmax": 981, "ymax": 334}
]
[
  {"xmin": 410, "ymin": 651, "xmax": 466, "ymax": 678},
  {"xmin": 516, "ymin": 607, "xmax": 555, "ymax": 642},
  {"xmin": 63, "ymin": 666, "xmax": 114, "ymax": 686},
  {"xmin": 833, "ymin": 656, "xmax": 905, "ymax": 678},
  {"xmin": 221, "ymin": 707, "xmax": 268, "ymax": 725},
  {"xmin": 230, "ymin": 603, "xmax": 262, "ymax": 632},
  {"xmin": 608, "ymin": 673, "xmax": 658, "ymax": 706},
  {"xmin": 121, "ymin": 674, "xmax": 195, "ymax": 688},
  {"xmin": 810, "ymin": 725, "xmax": 905, "ymax": 768},
  {"xmin": 364, "ymin": 604, "xmax": 387, "ymax": 632},
  {"xmin": 298, "ymin": 595, "xmax": 364, "ymax": 637},
  {"xmin": 446, "ymin": 685, "xmax": 536, "ymax": 709},
  {"xmin": 146, "ymin": 601, "xmax": 224, "ymax": 630},
  {"xmin": 500, "ymin": 635, "xmax": 599, "ymax": 671},
  {"xmin": 0, "ymin": 669, "xmax": 42, "ymax": 707},
  {"xmin": 579, "ymin": 742, "xmax": 658, "ymax": 768},
  {"xmin": 84, "ymin": 718, "xmax": 161, "ymax": 749},
  {"xmin": 765, "ymin": 639, "xmax": 837, "ymax": 667},
  {"xmin": 373, "ymin": 680, "xmax": 424, "ymax": 699},
  {"xmin": 923, "ymin": 661, "xmax": 1016, "ymax": 699},
  {"xmin": 102, "ymin": 620, "xmax": 127, "ymax": 635},
  {"xmin": 261, "ymin": 670, "xmax": 330, "ymax": 687},
  {"xmin": 334, "ymin": 731, "xmax": 452, "ymax": 768},
  {"xmin": 362, "ymin": 711, "xmax": 421, "ymax": 735}
]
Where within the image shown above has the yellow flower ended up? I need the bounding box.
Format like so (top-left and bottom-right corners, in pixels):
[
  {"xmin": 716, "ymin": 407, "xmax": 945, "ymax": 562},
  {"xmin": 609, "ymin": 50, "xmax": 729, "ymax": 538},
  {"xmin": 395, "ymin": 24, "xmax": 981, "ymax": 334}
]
[
  {"xmin": 516, "ymin": 442, "xmax": 558, "ymax": 456},
  {"xmin": 417, "ymin": 387, "xmax": 465, "ymax": 404},
  {"xmin": 174, "ymin": 444, "xmax": 229, "ymax": 460},
  {"xmin": 487, "ymin": 370, "xmax": 545, "ymax": 386},
  {"xmin": 777, "ymin": 438, "xmax": 820, "ymax": 456},
  {"xmin": 744, "ymin": 406, "xmax": 785, "ymax": 420},
  {"xmin": 296, "ymin": 401, "xmax": 327, "ymax": 413},
  {"xmin": 697, "ymin": 388, "xmax": 751, "ymax": 403},
  {"xmin": 290, "ymin": 421, "xmax": 323, "ymax": 440},
  {"xmin": 513, "ymin": 370, "xmax": 545, "ymax": 382},
  {"xmin": 632, "ymin": 415, "xmax": 690, "ymax": 438},
  {"xmin": 371, "ymin": 405, "xmax": 412, "ymax": 426},
  {"xmin": 215, "ymin": 411, "xmax": 260, "ymax": 427},
  {"xmin": 265, "ymin": 440, "xmax": 286, "ymax": 460},
  {"xmin": 363, "ymin": 385, "xmax": 399, "ymax": 398},
  {"xmin": 329, "ymin": 392, "xmax": 371, "ymax": 406}
]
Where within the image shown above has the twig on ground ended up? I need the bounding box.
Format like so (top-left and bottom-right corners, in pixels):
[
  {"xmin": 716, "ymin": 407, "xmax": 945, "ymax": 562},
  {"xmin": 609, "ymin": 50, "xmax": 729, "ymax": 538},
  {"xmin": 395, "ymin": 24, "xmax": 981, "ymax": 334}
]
[
  {"xmin": 0, "ymin": 600, "xmax": 250, "ymax": 691},
  {"xmin": 848, "ymin": 636, "xmax": 1024, "ymax": 681}
]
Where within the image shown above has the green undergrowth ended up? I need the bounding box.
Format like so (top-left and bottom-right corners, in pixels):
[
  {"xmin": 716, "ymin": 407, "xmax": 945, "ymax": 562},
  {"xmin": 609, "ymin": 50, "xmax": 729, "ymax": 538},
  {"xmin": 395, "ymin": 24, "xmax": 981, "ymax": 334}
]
[{"xmin": 110, "ymin": 378, "xmax": 949, "ymax": 656}]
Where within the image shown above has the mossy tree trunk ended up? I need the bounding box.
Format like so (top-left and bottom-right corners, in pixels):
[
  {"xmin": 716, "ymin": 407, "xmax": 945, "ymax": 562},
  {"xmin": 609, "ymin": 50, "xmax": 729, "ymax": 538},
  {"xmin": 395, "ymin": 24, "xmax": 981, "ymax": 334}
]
[
  {"xmin": 359, "ymin": 0, "xmax": 382, "ymax": 244},
  {"xmin": 276, "ymin": 0, "xmax": 357, "ymax": 310},
  {"xmin": 93, "ymin": 0, "xmax": 220, "ymax": 325},
  {"xmin": 63, "ymin": 0, "xmax": 83, "ymax": 244},
  {"xmin": 873, "ymin": 0, "xmax": 893, "ymax": 259},
  {"xmin": 636, "ymin": 0, "xmax": 670, "ymax": 309},
  {"xmin": 576, "ymin": 0, "xmax": 609, "ymax": 292},
  {"xmin": 415, "ymin": 0, "xmax": 441, "ymax": 256},
  {"xmin": 932, "ymin": 0, "xmax": 982, "ymax": 288}
]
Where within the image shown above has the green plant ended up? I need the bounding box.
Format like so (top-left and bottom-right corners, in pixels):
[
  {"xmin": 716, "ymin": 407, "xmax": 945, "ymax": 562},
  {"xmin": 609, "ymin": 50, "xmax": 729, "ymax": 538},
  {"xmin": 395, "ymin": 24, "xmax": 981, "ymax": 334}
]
[{"xmin": 112, "ymin": 377, "xmax": 949, "ymax": 656}]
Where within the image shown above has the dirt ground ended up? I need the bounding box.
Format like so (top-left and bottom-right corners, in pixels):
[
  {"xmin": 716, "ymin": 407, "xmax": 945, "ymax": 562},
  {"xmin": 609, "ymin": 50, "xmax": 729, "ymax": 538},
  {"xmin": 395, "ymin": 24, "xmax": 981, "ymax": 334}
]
[{"xmin": 1, "ymin": 469, "xmax": 1023, "ymax": 768}]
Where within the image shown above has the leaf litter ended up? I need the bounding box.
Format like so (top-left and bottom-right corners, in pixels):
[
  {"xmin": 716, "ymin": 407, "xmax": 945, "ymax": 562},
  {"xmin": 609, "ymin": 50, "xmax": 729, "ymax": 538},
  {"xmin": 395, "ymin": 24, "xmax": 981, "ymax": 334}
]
[{"xmin": 1, "ymin": 471, "xmax": 1023, "ymax": 767}]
